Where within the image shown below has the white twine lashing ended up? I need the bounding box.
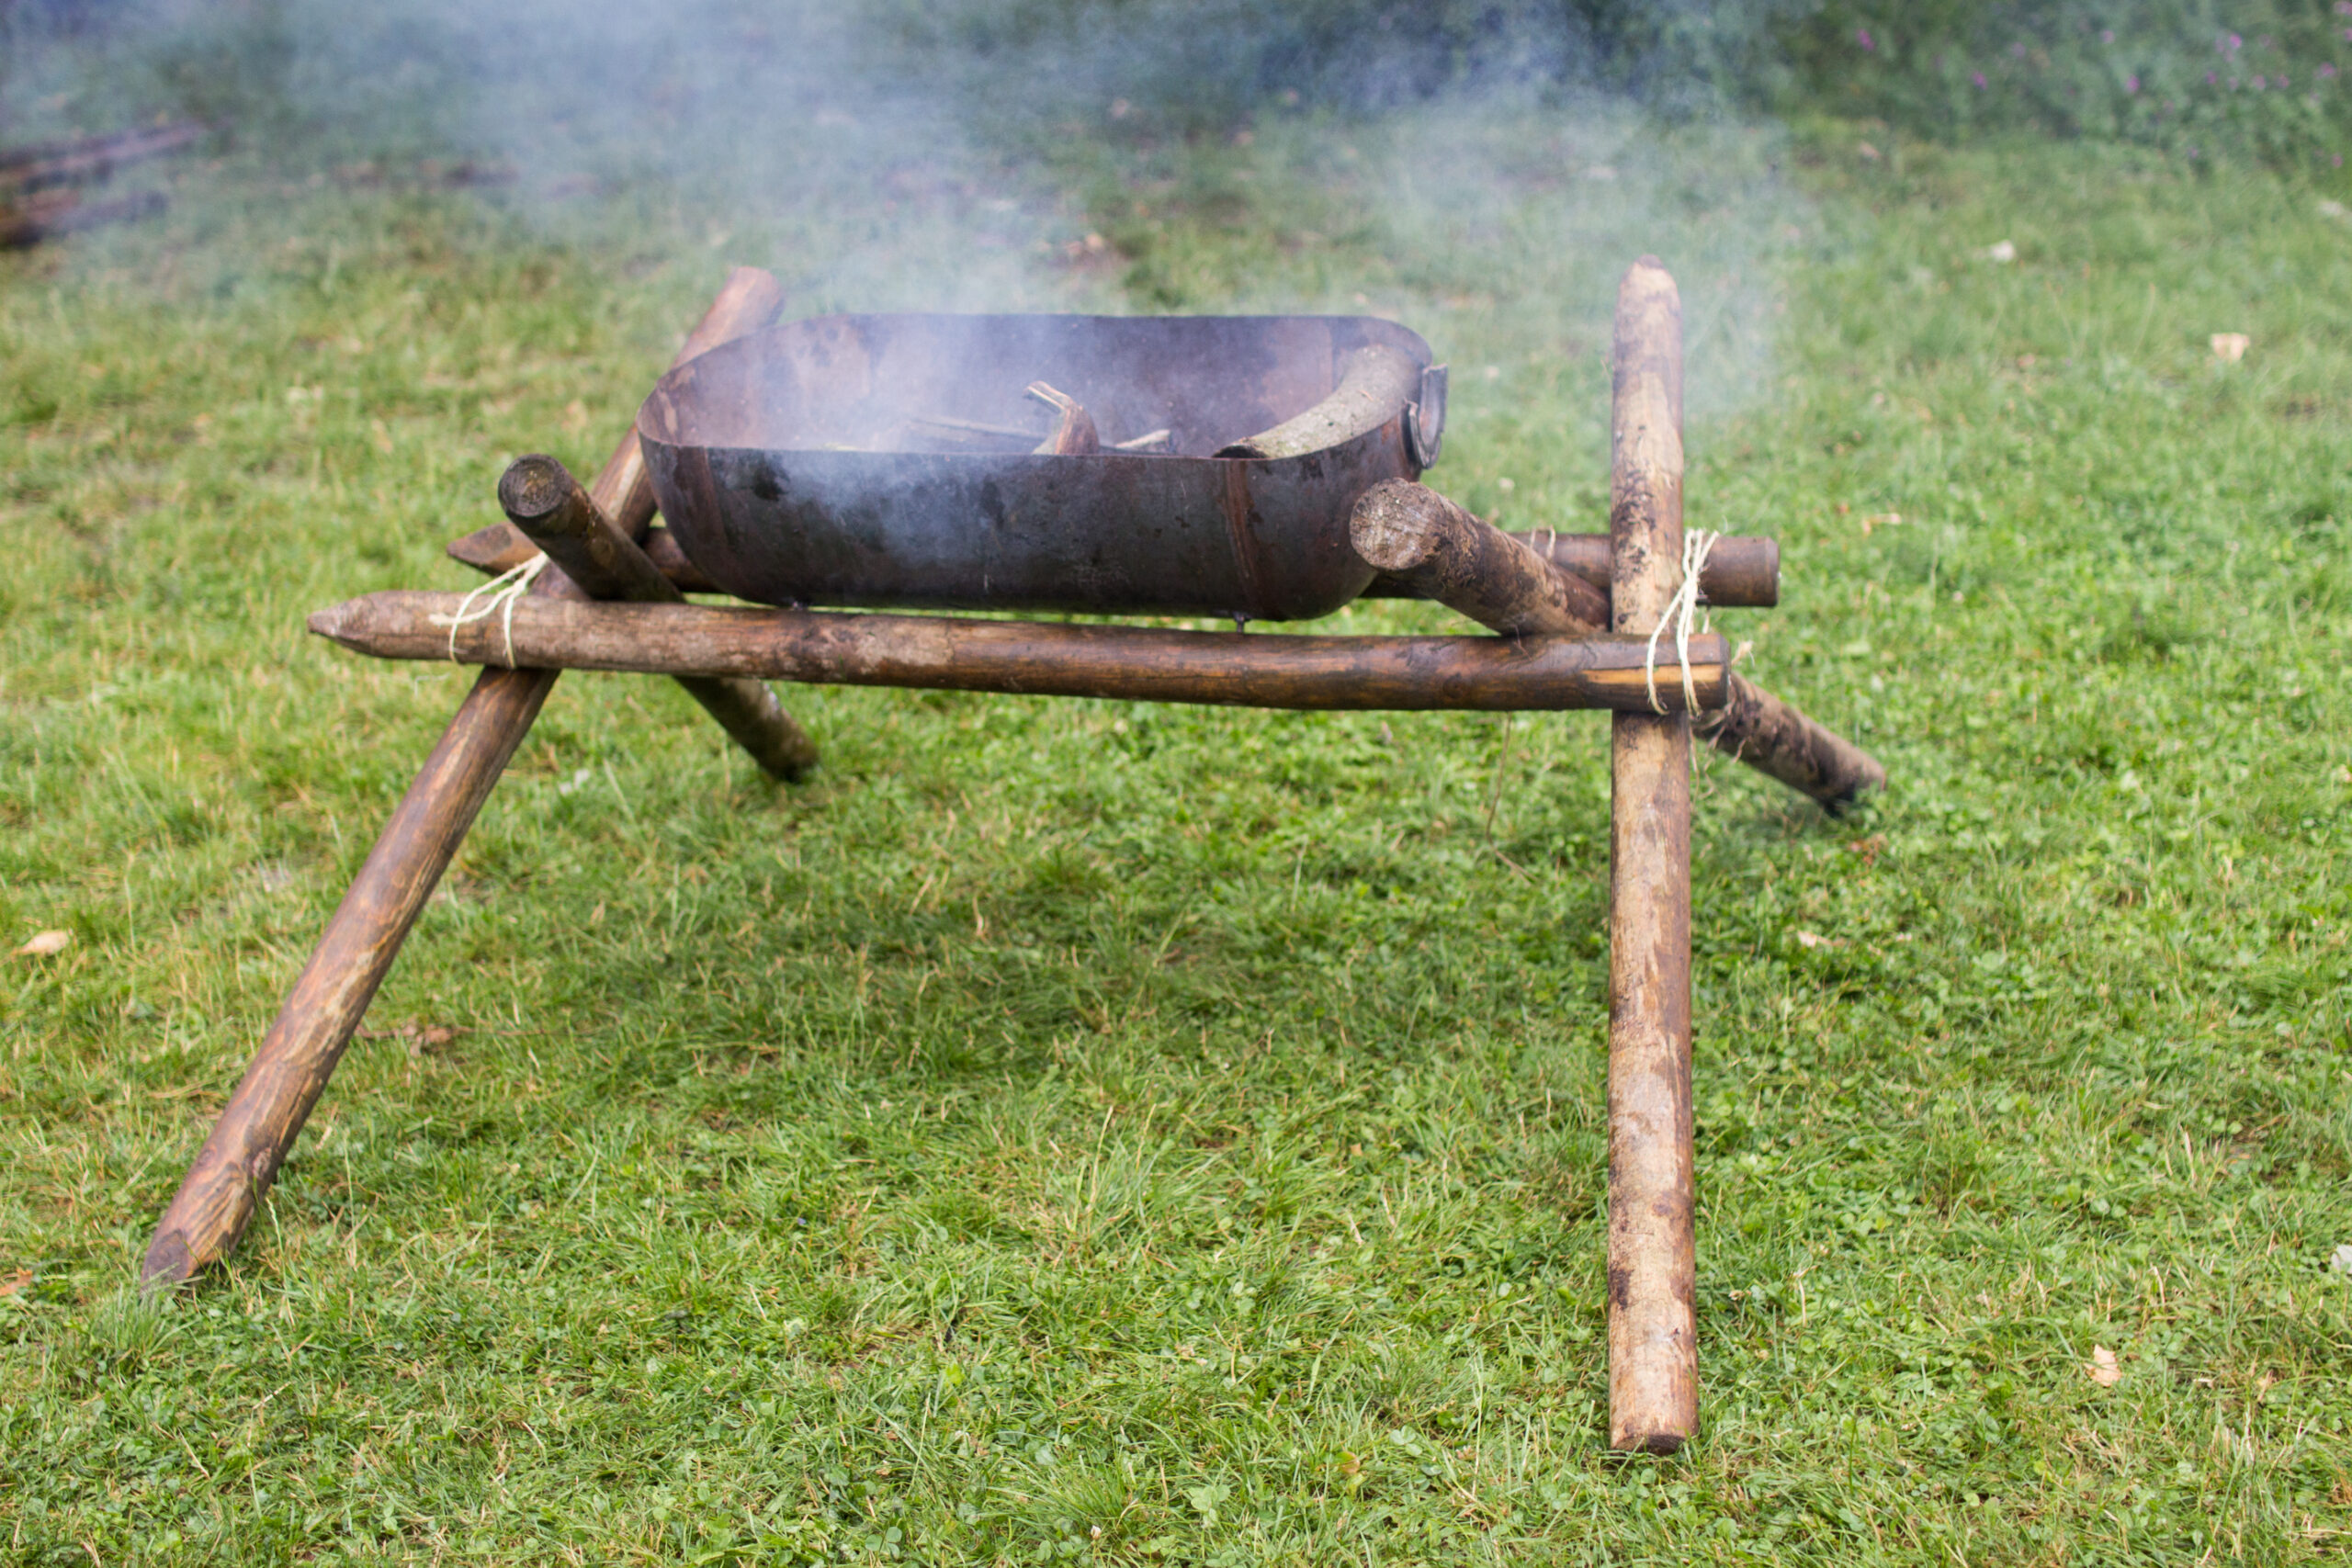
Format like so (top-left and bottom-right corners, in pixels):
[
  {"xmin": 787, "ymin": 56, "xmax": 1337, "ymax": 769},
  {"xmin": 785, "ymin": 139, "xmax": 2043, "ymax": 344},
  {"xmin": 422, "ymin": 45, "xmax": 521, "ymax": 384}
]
[
  {"xmin": 428, "ymin": 553, "xmax": 548, "ymax": 666},
  {"xmin": 1643, "ymin": 527, "xmax": 1720, "ymax": 716}
]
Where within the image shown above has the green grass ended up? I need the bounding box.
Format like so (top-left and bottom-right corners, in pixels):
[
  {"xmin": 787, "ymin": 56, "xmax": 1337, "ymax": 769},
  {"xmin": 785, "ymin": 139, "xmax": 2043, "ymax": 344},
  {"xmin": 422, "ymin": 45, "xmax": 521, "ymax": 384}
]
[{"xmin": 4, "ymin": 112, "xmax": 2351, "ymax": 1565}]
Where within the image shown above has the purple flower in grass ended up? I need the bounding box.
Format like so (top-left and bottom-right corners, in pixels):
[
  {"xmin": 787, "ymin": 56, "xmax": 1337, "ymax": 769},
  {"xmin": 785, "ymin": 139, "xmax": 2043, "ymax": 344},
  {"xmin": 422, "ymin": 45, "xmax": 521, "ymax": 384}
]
[
  {"xmin": 1858, "ymin": 28, "xmax": 1874, "ymax": 51},
  {"xmin": 1973, "ymin": 71, "xmax": 1987, "ymax": 89},
  {"xmin": 2322, "ymin": 63, "xmax": 2339, "ymax": 79},
  {"xmin": 2126, "ymin": 74, "xmax": 2140, "ymax": 93}
]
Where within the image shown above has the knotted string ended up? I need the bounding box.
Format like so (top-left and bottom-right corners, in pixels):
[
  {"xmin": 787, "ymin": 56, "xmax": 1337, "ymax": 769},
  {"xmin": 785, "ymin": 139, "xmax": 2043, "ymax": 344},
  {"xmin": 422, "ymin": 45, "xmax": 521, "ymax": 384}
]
[
  {"xmin": 428, "ymin": 553, "xmax": 548, "ymax": 666},
  {"xmin": 1643, "ymin": 527, "xmax": 1720, "ymax": 716}
]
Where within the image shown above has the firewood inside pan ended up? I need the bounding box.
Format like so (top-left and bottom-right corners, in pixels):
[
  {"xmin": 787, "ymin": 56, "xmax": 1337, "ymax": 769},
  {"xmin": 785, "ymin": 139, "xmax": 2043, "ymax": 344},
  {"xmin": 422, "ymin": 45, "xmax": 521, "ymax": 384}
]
[
  {"xmin": 1025, "ymin": 381, "xmax": 1100, "ymax": 456},
  {"xmin": 1216, "ymin": 342, "xmax": 1421, "ymax": 460}
]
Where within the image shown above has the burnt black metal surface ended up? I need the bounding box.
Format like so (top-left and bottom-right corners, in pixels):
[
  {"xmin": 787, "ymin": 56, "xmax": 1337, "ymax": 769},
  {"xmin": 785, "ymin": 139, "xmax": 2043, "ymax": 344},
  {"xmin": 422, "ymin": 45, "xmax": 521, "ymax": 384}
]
[{"xmin": 637, "ymin": 313, "xmax": 1435, "ymax": 620}]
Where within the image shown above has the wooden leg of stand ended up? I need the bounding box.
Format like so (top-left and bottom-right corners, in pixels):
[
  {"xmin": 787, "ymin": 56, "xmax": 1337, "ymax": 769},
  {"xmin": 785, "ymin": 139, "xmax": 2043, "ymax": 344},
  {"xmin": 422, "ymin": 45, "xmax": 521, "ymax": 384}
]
[
  {"xmin": 1605, "ymin": 257, "xmax": 1700, "ymax": 1453},
  {"xmin": 140, "ymin": 268, "xmax": 788, "ymax": 1290},
  {"xmin": 496, "ymin": 453, "xmax": 817, "ymax": 782},
  {"xmin": 141, "ymin": 667, "xmax": 556, "ymax": 1286}
]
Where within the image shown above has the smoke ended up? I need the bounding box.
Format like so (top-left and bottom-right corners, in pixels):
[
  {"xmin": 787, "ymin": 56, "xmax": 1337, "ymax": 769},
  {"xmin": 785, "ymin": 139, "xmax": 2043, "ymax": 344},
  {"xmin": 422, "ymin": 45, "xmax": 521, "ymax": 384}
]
[{"xmin": 3, "ymin": 0, "xmax": 1807, "ymax": 435}]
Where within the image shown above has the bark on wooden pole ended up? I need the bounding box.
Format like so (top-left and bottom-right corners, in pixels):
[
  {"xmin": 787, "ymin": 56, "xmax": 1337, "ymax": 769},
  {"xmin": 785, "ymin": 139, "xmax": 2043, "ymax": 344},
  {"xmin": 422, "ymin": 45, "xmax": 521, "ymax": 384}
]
[
  {"xmin": 1364, "ymin": 529, "xmax": 1777, "ymax": 608},
  {"xmin": 1350, "ymin": 479, "xmax": 1610, "ymax": 634},
  {"xmin": 449, "ymin": 522, "xmax": 722, "ymax": 595},
  {"xmin": 308, "ymin": 592, "xmax": 1730, "ymax": 714},
  {"xmin": 1605, "ymin": 257, "xmax": 1700, "ymax": 1454},
  {"xmin": 140, "ymin": 268, "xmax": 790, "ymax": 1292},
  {"xmin": 498, "ymin": 454, "xmax": 817, "ymax": 781},
  {"xmin": 1698, "ymin": 676, "xmax": 1883, "ymax": 811},
  {"xmin": 1351, "ymin": 481, "xmax": 1877, "ymax": 810}
]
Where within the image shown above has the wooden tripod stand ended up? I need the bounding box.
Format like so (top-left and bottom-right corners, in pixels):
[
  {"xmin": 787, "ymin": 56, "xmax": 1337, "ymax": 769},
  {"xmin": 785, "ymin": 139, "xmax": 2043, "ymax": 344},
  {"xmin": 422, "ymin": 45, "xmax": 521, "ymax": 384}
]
[{"xmin": 142, "ymin": 260, "xmax": 1881, "ymax": 1455}]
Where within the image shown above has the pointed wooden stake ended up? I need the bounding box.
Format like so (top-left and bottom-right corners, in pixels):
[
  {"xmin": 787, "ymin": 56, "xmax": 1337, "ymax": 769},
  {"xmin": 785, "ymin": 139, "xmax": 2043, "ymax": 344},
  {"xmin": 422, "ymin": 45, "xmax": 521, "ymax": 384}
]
[
  {"xmin": 141, "ymin": 268, "xmax": 793, "ymax": 1291},
  {"xmin": 1605, "ymin": 257, "xmax": 1700, "ymax": 1454}
]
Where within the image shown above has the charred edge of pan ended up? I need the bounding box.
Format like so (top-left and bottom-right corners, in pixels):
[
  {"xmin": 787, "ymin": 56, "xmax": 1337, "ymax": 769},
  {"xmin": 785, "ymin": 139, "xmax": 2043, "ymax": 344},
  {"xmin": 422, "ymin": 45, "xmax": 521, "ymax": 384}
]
[
  {"xmin": 1218, "ymin": 461, "xmax": 1267, "ymax": 622},
  {"xmin": 675, "ymin": 447, "xmax": 733, "ymax": 579}
]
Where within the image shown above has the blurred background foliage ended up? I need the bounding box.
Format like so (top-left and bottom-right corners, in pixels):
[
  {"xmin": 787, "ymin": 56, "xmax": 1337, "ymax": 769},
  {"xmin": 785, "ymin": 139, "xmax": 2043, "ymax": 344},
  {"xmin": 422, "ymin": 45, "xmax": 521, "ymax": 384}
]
[
  {"xmin": 888, "ymin": 0, "xmax": 2352, "ymax": 175},
  {"xmin": 6, "ymin": 0, "xmax": 2352, "ymax": 178}
]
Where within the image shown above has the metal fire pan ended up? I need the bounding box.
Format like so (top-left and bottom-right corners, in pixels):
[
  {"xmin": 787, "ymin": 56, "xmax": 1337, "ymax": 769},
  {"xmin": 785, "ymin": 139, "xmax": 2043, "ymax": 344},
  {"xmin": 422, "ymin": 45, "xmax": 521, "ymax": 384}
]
[{"xmin": 637, "ymin": 313, "xmax": 1435, "ymax": 621}]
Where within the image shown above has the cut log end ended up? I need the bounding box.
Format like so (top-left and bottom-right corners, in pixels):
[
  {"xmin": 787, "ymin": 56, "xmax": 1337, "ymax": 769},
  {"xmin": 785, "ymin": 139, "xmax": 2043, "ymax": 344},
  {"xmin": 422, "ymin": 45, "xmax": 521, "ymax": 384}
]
[
  {"xmin": 1613, "ymin": 1426, "xmax": 1689, "ymax": 1458},
  {"xmin": 497, "ymin": 453, "xmax": 576, "ymax": 528},
  {"xmin": 1348, "ymin": 478, "xmax": 1448, "ymax": 573}
]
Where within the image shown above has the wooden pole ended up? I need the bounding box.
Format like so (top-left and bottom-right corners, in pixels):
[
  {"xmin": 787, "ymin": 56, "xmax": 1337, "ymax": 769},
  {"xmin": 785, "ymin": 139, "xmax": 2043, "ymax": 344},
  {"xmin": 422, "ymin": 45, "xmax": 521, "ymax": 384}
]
[
  {"xmin": 307, "ymin": 592, "xmax": 1730, "ymax": 714},
  {"xmin": 1699, "ymin": 676, "xmax": 1883, "ymax": 810},
  {"xmin": 1605, "ymin": 257, "xmax": 1699, "ymax": 1454},
  {"xmin": 1350, "ymin": 479, "xmax": 1609, "ymax": 634},
  {"xmin": 1351, "ymin": 480, "xmax": 1879, "ymax": 811},
  {"xmin": 140, "ymin": 268, "xmax": 791, "ymax": 1291},
  {"xmin": 498, "ymin": 455, "xmax": 816, "ymax": 781},
  {"xmin": 1215, "ymin": 342, "xmax": 1424, "ymax": 460},
  {"xmin": 1366, "ymin": 527, "xmax": 1776, "ymax": 608},
  {"xmin": 449, "ymin": 522, "xmax": 722, "ymax": 594}
]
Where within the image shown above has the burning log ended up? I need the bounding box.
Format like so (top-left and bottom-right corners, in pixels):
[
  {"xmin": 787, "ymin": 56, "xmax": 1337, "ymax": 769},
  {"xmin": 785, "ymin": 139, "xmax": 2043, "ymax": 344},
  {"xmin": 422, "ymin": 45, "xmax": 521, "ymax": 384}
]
[
  {"xmin": 498, "ymin": 456, "xmax": 818, "ymax": 781},
  {"xmin": 308, "ymin": 592, "xmax": 1732, "ymax": 714},
  {"xmin": 1605, "ymin": 257, "xmax": 1697, "ymax": 1456},
  {"xmin": 0, "ymin": 119, "xmax": 201, "ymax": 193},
  {"xmin": 141, "ymin": 268, "xmax": 796, "ymax": 1292},
  {"xmin": 1216, "ymin": 342, "xmax": 1423, "ymax": 460},
  {"xmin": 0, "ymin": 189, "xmax": 166, "ymax": 251},
  {"xmin": 1350, "ymin": 479, "xmax": 1609, "ymax": 634},
  {"xmin": 1025, "ymin": 381, "xmax": 1100, "ymax": 455}
]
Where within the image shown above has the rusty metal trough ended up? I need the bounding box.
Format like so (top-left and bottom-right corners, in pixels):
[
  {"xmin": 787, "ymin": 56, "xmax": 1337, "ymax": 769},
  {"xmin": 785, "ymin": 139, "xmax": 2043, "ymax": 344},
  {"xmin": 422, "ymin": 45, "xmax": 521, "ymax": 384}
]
[{"xmin": 636, "ymin": 311, "xmax": 1442, "ymax": 621}]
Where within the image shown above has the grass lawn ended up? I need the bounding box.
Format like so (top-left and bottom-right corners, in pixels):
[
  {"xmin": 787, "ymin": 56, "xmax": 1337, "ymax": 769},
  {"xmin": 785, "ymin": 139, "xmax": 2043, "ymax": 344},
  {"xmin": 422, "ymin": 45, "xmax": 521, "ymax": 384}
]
[{"xmin": 3, "ymin": 105, "xmax": 2350, "ymax": 1563}]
